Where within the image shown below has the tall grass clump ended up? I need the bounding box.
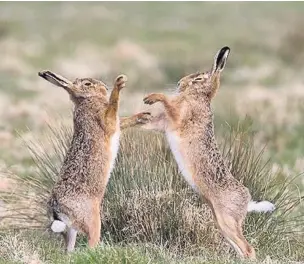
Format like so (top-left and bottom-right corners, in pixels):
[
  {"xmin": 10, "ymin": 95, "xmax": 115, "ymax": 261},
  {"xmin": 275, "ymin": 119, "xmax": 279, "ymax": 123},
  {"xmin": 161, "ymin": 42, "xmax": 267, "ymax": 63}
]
[{"xmin": 0, "ymin": 118, "xmax": 303, "ymax": 261}]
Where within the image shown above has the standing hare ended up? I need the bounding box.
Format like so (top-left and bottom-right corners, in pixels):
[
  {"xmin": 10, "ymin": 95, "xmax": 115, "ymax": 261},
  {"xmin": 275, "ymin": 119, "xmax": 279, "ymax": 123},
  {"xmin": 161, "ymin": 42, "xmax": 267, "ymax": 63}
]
[
  {"xmin": 142, "ymin": 47, "xmax": 275, "ymax": 259},
  {"xmin": 38, "ymin": 70, "xmax": 151, "ymax": 252}
]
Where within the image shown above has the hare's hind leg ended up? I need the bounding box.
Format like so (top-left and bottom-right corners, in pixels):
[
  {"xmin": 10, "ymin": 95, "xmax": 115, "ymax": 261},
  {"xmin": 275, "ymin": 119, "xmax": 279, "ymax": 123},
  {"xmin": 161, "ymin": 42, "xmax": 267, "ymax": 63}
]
[
  {"xmin": 83, "ymin": 198, "xmax": 101, "ymax": 248},
  {"xmin": 213, "ymin": 206, "xmax": 256, "ymax": 259},
  {"xmin": 63, "ymin": 227, "xmax": 77, "ymax": 252},
  {"xmin": 63, "ymin": 197, "xmax": 101, "ymax": 249},
  {"xmin": 88, "ymin": 203, "xmax": 101, "ymax": 248}
]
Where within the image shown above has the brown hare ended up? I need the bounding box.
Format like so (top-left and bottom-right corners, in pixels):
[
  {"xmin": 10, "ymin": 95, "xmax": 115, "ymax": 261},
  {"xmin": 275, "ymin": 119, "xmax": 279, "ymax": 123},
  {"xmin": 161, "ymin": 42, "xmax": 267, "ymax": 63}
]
[
  {"xmin": 142, "ymin": 47, "xmax": 275, "ymax": 259},
  {"xmin": 38, "ymin": 70, "xmax": 151, "ymax": 252}
]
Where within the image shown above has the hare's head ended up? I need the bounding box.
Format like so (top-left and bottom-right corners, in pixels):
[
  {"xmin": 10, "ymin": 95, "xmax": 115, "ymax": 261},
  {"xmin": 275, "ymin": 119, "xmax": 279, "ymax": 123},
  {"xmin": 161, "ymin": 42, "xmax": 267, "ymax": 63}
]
[
  {"xmin": 177, "ymin": 46, "xmax": 230, "ymax": 99},
  {"xmin": 38, "ymin": 70, "xmax": 108, "ymax": 101}
]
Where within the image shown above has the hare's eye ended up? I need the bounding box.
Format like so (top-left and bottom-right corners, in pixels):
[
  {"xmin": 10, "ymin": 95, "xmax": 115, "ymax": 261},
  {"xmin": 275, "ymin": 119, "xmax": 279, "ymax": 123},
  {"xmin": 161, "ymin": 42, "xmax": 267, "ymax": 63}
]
[
  {"xmin": 194, "ymin": 77, "xmax": 203, "ymax": 81},
  {"xmin": 83, "ymin": 82, "xmax": 91, "ymax": 87}
]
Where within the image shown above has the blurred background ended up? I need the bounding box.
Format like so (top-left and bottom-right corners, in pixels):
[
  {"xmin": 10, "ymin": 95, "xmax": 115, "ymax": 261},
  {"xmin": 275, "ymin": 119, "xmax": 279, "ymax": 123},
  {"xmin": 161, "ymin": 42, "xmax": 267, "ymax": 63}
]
[{"xmin": 0, "ymin": 2, "xmax": 304, "ymax": 191}]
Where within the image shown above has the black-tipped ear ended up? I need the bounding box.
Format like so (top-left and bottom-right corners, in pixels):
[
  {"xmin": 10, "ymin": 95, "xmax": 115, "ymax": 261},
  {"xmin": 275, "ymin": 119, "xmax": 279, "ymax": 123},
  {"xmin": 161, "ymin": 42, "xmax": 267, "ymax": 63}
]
[
  {"xmin": 38, "ymin": 70, "xmax": 72, "ymax": 89},
  {"xmin": 212, "ymin": 46, "xmax": 230, "ymax": 73}
]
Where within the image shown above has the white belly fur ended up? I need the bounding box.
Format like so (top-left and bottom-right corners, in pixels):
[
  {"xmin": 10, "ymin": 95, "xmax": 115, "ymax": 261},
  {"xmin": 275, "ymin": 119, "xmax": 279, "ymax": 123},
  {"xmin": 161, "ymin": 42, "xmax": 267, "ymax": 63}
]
[
  {"xmin": 108, "ymin": 120, "xmax": 120, "ymax": 179},
  {"xmin": 166, "ymin": 131, "xmax": 197, "ymax": 190}
]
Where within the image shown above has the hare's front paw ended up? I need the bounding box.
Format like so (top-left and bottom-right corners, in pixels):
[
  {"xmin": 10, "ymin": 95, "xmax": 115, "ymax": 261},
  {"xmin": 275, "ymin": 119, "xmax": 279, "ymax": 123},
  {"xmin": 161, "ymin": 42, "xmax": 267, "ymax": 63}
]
[
  {"xmin": 115, "ymin": 74, "xmax": 127, "ymax": 90},
  {"xmin": 143, "ymin": 93, "xmax": 163, "ymax": 105},
  {"xmin": 135, "ymin": 112, "xmax": 152, "ymax": 124}
]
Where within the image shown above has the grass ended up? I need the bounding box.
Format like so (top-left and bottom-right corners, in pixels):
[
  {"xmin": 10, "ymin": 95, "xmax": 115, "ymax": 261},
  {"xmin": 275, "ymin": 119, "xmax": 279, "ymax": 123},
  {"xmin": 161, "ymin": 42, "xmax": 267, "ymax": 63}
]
[{"xmin": 0, "ymin": 118, "xmax": 303, "ymax": 263}]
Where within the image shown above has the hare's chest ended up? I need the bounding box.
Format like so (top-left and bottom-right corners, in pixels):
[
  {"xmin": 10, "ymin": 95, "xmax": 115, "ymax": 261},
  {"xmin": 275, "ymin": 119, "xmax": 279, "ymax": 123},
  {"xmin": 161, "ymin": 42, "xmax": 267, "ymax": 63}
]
[{"xmin": 166, "ymin": 131, "xmax": 196, "ymax": 189}]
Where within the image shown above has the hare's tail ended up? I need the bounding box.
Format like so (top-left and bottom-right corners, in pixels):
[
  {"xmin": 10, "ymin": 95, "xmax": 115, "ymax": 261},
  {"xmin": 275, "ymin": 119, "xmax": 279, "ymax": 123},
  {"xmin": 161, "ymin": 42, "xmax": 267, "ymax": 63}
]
[
  {"xmin": 51, "ymin": 220, "xmax": 67, "ymax": 232},
  {"xmin": 247, "ymin": 200, "xmax": 275, "ymax": 213},
  {"xmin": 48, "ymin": 198, "xmax": 68, "ymax": 233}
]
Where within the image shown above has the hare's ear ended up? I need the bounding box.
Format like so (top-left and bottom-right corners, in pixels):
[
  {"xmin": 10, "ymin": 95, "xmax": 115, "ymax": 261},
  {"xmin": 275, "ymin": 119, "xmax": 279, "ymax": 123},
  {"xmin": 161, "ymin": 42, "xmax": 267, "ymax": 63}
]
[
  {"xmin": 212, "ymin": 46, "xmax": 230, "ymax": 74},
  {"xmin": 38, "ymin": 70, "xmax": 73, "ymax": 90},
  {"xmin": 208, "ymin": 46, "xmax": 230, "ymax": 100}
]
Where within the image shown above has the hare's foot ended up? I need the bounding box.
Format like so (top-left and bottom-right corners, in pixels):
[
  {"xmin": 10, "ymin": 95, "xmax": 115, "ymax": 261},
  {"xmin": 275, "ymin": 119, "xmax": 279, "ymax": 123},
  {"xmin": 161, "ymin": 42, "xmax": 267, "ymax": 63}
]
[
  {"xmin": 143, "ymin": 93, "xmax": 165, "ymax": 105},
  {"xmin": 114, "ymin": 74, "xmax": 127, "ymax": 91},
  {"xmin": 63, "ymin": 227, "xmax": 78, "ymax": 253},
  {"xmin": 134, "ymin": 112, "xmax": 152, "ymax": 124}
]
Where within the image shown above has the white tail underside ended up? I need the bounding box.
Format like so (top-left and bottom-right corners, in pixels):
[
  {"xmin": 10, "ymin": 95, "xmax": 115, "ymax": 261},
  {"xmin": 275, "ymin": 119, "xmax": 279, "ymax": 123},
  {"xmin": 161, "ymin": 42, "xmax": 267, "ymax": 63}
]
[
  {"xmin": 247, "ymin": 200, "xmax": 275, "ymax": 213},
  {"xmin": 51, "ymin": 220, "xmax": 66, "ymax": 233}
]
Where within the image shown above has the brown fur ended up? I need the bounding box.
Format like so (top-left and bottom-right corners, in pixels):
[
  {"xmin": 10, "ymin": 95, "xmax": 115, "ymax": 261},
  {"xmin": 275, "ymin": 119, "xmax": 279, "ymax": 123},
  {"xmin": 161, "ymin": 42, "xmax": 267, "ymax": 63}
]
[
  {"xmin": 142, "ymin": 47, "xmax": 257, "ymax": 259},
  {"xmin": 38, "ymin": 71, "xmax": 151, "ymax": 252}
]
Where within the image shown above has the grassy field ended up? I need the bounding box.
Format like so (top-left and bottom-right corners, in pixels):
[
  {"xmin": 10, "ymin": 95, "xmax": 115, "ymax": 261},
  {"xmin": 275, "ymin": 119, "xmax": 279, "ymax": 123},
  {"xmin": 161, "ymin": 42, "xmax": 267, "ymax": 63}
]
[{"xmin": 0, "ymin": 2, "xmax": 304, "ymax": 264}]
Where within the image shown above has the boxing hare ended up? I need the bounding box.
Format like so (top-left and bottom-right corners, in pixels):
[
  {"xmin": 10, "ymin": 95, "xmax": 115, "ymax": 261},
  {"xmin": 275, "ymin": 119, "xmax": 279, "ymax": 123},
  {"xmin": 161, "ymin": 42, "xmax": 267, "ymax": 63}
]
[
  {"xmin": 142, "ymin": 47, "xmax": 275, "ymax": 259},
  {"xmin": 38, "ymin": 70, "xmax": 151, "ymax": 252}
]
